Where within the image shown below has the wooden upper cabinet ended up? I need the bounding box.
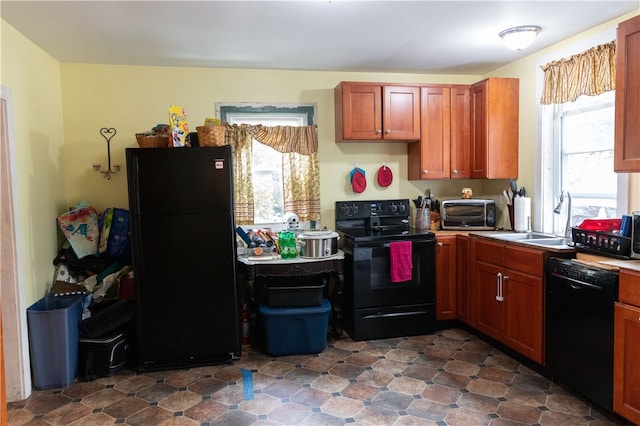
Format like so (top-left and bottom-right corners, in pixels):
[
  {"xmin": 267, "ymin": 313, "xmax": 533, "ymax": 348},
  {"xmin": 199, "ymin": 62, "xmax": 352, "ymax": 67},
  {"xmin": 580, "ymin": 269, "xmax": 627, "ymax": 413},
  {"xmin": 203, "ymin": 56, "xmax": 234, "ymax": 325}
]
[
  {"xmin": 335, "ymin": 82, "xmax": 420, "ymax": 142},
  {"xmin": 408, "ymin": 85, "xmax": 470, "ymax": 180},
  {"xmin": 614, "ymin": 14, "xmax": 640, "ymax": 172},
  {"xmin": 409, "ymin": 86, "xmax": 451, "ymax": 179},
  {"xmin": 450, "ymin": 85, "xmax": 471, "ymax": 178},
  {"xmin": 470, "ymin": 78, "xmax": 519, "ymax": 179},
  {"xmin": 383, "ymin": 85, "xmax": 421, "ymax": 140}
]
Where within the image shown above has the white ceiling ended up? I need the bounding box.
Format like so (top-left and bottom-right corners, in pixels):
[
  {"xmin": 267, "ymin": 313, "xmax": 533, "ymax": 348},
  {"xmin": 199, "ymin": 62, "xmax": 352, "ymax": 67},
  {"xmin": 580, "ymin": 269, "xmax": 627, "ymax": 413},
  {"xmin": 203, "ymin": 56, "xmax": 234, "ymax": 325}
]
[{"xmin": 2, "ymin": 1, "xmax": 638, "ymax": 75}]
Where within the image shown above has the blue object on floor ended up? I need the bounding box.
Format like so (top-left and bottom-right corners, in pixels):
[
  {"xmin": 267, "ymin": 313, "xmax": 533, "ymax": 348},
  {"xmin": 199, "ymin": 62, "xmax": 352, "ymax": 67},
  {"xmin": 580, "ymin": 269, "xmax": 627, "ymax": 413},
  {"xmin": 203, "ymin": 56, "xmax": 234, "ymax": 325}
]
[{"xmin": 241, "ymin": 368, "xmax": 254, "ymax": 400}]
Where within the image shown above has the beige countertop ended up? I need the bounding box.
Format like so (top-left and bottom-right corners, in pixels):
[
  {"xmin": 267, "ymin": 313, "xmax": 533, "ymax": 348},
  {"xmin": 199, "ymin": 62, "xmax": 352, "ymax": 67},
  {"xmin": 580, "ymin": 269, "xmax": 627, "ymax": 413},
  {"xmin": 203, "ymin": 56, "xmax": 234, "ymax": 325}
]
[
  {"xmin": 574, "ymin": 253, "xmax": 640, "ymax": 272},
  {"xmin": 426, "ymin": 229, "xmax": 640, "ymax": 270}
]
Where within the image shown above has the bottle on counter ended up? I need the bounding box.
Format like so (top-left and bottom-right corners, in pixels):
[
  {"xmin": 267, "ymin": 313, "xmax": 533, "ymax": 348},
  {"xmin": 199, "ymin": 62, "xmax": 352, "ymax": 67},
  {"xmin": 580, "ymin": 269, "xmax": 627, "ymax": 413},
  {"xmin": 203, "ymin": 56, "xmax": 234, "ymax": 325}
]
[
  {"xmin": 287, "ymin": 231, "xmax": 297, "ymax": 258},
  {"xmin": 278, "ymin": 231, "xmax": 297, "ymax": 259}
]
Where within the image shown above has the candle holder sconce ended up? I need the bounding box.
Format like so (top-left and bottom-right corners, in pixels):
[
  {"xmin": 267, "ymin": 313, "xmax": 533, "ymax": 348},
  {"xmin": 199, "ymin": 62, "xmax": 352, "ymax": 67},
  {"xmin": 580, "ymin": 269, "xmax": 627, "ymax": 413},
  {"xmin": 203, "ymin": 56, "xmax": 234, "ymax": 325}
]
[{"xmin": 93, "ymin": 127, "xmax": 121, "ymax": 180}]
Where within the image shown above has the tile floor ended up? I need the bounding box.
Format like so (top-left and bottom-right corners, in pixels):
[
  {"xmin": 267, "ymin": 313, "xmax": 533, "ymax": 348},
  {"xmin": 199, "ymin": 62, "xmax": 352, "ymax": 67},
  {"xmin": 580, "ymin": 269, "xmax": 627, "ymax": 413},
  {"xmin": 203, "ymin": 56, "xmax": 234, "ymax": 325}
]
[{"xmin": 6, "ymin": 328, "xmax": 631, "ymax": 425}]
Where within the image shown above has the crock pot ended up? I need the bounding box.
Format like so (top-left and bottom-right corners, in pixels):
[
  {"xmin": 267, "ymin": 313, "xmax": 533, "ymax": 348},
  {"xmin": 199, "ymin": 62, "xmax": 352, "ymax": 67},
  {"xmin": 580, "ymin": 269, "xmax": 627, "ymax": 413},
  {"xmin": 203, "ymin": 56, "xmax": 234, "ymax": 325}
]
[{"xmin": 297, "ymin": 230, "xmax": 339, "ymax": 258}]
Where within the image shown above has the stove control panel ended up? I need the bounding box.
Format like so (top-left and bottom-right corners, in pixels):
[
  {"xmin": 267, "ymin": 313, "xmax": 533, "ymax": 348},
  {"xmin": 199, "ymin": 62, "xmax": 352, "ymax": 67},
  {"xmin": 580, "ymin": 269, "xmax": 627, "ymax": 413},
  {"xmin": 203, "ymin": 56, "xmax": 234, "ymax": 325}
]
[{"xmin": 336, "ymin": 199, "xmax": 410, "ymax": 221}]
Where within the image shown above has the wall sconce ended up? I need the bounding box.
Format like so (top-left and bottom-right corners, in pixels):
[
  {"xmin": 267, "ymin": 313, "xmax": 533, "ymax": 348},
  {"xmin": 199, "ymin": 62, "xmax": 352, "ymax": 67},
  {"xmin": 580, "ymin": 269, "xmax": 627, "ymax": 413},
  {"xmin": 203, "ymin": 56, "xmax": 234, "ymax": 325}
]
[
  {"xmin": 499, "ymin": 25, "xmax": 541, "ymax": 51},
  {"xmin": 93, "ymin": 127, "xmax": 121, "ymax": 180}
]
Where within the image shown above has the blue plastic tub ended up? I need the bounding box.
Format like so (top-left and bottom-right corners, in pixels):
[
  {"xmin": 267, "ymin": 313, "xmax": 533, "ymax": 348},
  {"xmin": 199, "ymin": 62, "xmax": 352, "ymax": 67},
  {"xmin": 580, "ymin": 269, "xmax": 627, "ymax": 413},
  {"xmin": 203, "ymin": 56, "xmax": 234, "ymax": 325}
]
[
  {"xmin": 27, "ymin": 294, "xmax": 84, "ymax": 389},
  {"xmin": 259, "ymin": 299, "xmax": 331, "ymax": 356}
]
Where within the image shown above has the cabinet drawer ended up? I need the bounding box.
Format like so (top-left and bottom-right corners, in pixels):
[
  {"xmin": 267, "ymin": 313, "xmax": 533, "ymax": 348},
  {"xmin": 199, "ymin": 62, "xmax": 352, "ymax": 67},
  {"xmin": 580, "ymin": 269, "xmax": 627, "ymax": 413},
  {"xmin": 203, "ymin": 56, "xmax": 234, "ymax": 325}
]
[
  {"xmin": 619, "ymin": 269, "xmax": 640, "ymax": 307},
  {"xmin": 474, "ymin": 239, "xmax": 504, "ymax": 265},
  {"xmin": 473, "ymin": 239, "xmax": 543, "ymax": 276},
  {"xmin": 508, "ymin": 246, "xmax": 544, "ymax": 276}
]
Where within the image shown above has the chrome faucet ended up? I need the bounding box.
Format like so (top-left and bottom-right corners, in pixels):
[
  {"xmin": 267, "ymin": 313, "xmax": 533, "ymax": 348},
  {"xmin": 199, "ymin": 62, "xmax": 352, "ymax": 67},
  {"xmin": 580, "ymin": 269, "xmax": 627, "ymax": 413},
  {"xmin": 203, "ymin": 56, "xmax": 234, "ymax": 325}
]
[{"xmin": 553, "ymin": 190, "xmax": 572, "ymax": 238}]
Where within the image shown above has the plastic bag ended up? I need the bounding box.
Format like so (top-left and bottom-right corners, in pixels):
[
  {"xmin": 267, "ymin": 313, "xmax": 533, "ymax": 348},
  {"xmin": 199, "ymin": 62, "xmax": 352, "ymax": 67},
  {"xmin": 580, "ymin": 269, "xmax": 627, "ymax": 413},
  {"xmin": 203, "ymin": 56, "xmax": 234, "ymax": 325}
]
[{"xmin": 58, "ymin": 204, "xmax": 100, "ymax": 259}]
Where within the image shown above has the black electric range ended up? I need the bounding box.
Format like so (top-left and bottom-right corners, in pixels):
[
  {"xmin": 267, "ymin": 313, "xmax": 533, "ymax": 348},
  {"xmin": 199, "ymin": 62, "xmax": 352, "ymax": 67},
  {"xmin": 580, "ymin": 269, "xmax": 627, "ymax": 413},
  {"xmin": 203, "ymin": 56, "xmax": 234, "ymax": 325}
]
[{"xmin": 334, "ymin": 199, "xmax": 437, "ymax": 341}]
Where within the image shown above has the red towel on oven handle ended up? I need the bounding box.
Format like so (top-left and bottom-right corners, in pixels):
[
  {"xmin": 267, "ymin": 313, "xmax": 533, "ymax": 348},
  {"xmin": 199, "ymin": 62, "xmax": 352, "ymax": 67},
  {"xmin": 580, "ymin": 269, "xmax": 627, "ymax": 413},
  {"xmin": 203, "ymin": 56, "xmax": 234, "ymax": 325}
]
[{"xmin": 390, "ymin": 241, "xmax": 413, "ymax": 282}]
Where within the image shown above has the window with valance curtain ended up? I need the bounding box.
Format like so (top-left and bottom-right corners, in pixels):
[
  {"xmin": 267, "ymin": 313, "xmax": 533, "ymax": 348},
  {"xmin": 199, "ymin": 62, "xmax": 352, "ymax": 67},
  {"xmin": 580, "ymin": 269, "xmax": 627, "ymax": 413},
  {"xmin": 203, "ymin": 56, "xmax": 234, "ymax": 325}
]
[
  {"xmin": 537, "ymin": 39, "xmax": 624, "ymax": 235},
  {"xmin": 223, "ymin": 123, "xmax": 320, "ymax": 225},
  {"xmin": 540, "ymin": 41, "xmax": 616, "ymax": 105}
]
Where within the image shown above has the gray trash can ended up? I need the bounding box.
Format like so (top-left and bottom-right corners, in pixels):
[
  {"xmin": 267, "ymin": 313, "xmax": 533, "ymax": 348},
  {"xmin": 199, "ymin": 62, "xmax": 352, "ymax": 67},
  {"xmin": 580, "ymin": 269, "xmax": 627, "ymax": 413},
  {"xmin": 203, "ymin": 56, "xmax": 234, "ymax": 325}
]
[{"xmin": 27, "ymin": 294, "xmax": 84, "ymax": 389}]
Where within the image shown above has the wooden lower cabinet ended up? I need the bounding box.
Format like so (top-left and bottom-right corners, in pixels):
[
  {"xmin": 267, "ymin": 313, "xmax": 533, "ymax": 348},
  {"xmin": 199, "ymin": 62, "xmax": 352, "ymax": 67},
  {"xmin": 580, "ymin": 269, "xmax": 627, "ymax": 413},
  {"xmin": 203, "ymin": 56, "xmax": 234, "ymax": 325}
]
[
  {"xmin": 436, "ymin": 235, "xmax": 457, "ymax": 320},
  {"xmin": 456, "ymin": 236, "xmax": 471, "ymax": 325},
  {"xmin": 613, "ymin": 268, "xmax": 640, "ymax": 424},
  {"xmin": 475, "ymin": 262, "xmax": 505, "ymax": 340},
  {"xmin": 471, "ymin": 237, "xmax": 544, "ymax": 363}
]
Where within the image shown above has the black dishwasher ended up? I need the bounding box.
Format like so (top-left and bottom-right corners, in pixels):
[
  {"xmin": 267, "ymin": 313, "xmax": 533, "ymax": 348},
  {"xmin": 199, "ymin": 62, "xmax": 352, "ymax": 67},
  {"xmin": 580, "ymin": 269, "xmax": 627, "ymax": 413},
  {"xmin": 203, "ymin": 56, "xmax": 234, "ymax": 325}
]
[{"xmin": 545, "ymin": 257, "xmax": 619, "ymax": 411}]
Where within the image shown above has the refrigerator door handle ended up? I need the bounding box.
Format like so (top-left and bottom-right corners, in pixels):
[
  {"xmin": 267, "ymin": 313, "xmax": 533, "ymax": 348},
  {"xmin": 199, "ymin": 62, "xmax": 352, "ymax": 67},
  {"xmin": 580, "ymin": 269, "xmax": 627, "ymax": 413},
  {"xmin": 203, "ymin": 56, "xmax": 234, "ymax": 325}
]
[
  {"xmin": 133, "ymin": 216, "xmax": 145, "ymax": 274},
  {"xmin": 130, "ymin": 157, "xmax": 141, "ymax": 213}
]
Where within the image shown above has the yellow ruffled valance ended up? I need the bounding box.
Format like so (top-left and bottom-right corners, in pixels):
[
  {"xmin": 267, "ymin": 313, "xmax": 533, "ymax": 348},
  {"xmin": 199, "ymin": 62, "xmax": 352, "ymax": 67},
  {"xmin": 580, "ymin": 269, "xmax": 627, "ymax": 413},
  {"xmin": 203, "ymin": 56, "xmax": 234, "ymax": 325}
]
[
  {"xmin": 540, "ymin": 41, "xmax": 616, "ymax": 105},
  {"xmin": 247, "ymin": 124, "xmax": 318, "ymax": 155}
]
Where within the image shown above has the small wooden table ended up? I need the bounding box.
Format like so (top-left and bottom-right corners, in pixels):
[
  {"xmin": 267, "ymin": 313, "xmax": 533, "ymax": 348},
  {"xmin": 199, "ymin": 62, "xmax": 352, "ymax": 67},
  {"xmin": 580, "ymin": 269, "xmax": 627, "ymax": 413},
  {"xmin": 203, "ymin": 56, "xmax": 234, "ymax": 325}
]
[{"xmin": 237, "ymin": 250, "xmax": 345, "ymax": 338}]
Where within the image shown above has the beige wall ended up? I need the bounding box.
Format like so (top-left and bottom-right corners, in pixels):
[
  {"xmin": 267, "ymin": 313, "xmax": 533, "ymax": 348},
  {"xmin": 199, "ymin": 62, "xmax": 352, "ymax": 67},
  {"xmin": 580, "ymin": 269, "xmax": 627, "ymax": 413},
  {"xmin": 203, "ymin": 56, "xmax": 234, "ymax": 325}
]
[
  {"xmin": 2, "ymin": 11, "xmax": 638, "ymax": 401},
  {"xmin": 485, "ymin": 10, "xmax": 640, "ymax": 223},
  {"xmin": 1, "ymin": 20, "xmax": 67, "ymax": 304},
  {"xmin": 3, "ymin": 10, "xmax": 640, "ymax": 312},
  {"xmin": 60, "ymin": 64, "xmax": 489, "ymax": 227}
]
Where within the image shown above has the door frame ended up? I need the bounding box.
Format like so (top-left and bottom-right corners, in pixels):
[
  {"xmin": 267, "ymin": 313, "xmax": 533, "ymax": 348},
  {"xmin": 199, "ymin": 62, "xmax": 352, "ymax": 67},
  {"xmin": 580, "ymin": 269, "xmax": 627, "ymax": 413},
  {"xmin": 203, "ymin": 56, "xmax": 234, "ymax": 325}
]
[{"xmin": 1, "ymin": 85, "xmax": 31, "ymax": 401}]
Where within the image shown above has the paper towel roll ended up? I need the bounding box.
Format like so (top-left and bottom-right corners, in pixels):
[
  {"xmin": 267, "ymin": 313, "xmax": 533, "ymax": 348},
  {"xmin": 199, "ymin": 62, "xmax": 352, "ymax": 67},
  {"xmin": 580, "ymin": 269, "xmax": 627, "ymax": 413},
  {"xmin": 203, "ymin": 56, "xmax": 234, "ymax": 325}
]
[{"xmin": 514, "ymin": 197, "xmax": 531, "ymax": 232}]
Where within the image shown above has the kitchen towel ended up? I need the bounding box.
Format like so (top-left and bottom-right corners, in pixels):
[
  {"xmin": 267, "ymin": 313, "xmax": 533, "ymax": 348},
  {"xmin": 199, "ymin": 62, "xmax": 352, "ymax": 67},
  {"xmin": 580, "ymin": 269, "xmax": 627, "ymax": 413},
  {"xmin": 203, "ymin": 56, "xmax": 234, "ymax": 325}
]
[
  {"xmin": 389, "ymin": 241, "xmax": 413, "ymax": 282},
  {"xmin": 377, "ymin": 165, "xmax": 393, "ymax": 187},
  {"xmin": 351, "ymin": 167, "xmax": 367, "ymax": 193}
]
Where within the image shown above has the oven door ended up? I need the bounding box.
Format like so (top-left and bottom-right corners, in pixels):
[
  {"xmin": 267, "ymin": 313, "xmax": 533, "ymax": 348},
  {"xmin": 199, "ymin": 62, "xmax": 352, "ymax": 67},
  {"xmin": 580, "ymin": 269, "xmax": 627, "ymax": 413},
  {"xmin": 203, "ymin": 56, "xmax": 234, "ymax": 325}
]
[{"xmin": 348, "ymin": 238, "xmax": 435, "ymax": 308}]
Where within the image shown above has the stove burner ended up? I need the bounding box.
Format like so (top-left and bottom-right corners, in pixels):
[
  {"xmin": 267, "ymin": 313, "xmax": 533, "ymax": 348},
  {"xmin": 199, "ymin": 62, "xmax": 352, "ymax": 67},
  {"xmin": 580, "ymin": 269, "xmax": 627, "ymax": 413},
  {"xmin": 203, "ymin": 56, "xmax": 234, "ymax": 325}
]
[{"xmin": 335, "ymin": 199, "xmax": 434, "ymax": 243}]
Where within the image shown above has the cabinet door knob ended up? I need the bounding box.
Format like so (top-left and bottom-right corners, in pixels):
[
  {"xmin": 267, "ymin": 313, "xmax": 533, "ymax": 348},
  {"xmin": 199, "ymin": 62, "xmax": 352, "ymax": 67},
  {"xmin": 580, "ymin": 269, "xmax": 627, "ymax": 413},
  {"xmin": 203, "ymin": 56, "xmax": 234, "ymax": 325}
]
[
  {"xmin": 375, "ymin": 129, "xmax": 382, "ymax": 134},
  {"xmin": 423, "ymin": 170, "xmax": 429, "ymax": 174},
  {"xmin": 452, "ymin": 169, "xmax": 458, "ymax": 174},
  {"xmin": 385, "ymin": 129, "xmax": 391, "ymax": 134},
  {"xmin": 437, "ymin": 242, "xmax": 443, "ymax": 247}
]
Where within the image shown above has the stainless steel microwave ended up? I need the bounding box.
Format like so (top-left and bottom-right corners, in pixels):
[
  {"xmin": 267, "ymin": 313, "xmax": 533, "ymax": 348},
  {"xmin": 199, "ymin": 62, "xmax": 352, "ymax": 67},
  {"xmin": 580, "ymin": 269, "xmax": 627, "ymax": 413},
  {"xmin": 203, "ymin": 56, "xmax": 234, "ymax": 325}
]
[{"xmin": 440, "ymin": 199, "xmax": 496, "ymax": 230}]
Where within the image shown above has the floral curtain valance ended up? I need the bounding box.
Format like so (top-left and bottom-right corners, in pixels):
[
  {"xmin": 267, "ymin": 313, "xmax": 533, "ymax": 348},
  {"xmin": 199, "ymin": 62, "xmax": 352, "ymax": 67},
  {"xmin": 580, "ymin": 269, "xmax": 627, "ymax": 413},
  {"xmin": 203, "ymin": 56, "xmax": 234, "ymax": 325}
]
[
  {"xmin": 540, "ymin": 41, "xmax": 616, "ymax": 105},
  {"xmin": 247, "ymin": 124, "xmax": 318, "ymax": 155}
]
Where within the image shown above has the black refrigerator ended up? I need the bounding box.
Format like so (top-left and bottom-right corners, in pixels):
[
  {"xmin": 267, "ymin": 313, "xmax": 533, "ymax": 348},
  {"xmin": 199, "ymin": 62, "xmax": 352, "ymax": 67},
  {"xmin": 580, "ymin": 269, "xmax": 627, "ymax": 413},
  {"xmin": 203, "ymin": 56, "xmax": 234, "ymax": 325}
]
[{"xmin": 126, "ymin": 145, "xmax": 241, "ymax": 372}]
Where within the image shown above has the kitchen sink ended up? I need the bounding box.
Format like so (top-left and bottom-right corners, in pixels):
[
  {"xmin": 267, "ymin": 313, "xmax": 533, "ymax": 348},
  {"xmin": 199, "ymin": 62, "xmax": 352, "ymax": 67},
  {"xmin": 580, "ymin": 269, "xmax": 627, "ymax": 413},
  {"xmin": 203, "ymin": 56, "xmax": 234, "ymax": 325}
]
[
  {"xmin": 524, "ymin": 237, "xmax": 572, "ymax": 247},
  {"xmin": 486, "ymin": 232, "xmax": 557, "ymax": 241},
  {"xmin": 480, "ymin": 232, "xmax": 574, "ymax": 249}
]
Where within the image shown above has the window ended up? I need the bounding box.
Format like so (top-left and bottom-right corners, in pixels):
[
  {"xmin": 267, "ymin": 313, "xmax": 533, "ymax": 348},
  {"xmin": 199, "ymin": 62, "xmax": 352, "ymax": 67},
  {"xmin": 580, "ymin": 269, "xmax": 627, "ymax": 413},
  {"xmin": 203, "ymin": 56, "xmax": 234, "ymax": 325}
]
[
  {"xmin": 541, "ymin": 91, "xmax": 627, "ymax": 236},
  {"xmin": 218, "ymin": 104, "xmax": 315, "ymax": 226}
]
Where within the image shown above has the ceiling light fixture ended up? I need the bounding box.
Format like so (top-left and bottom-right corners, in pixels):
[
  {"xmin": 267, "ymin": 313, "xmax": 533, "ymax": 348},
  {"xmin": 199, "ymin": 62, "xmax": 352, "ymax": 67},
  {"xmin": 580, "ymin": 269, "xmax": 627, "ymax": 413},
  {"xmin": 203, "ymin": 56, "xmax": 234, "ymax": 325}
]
[{"xmin": 499, "ymin": 25, "xmax": 541, "ymax": 51}]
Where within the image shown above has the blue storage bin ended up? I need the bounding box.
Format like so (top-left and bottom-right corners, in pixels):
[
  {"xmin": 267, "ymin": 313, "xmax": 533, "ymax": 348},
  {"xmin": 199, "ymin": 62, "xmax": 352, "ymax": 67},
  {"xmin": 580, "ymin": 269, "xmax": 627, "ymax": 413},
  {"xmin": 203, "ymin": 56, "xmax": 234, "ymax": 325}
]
[
  {"xmin": 27, "ymin": 294, "xmax": 84, "ymax": 389},
  {"xmin": 259, "ymin": 299, "xmax": 331, "ymax": 356}
]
